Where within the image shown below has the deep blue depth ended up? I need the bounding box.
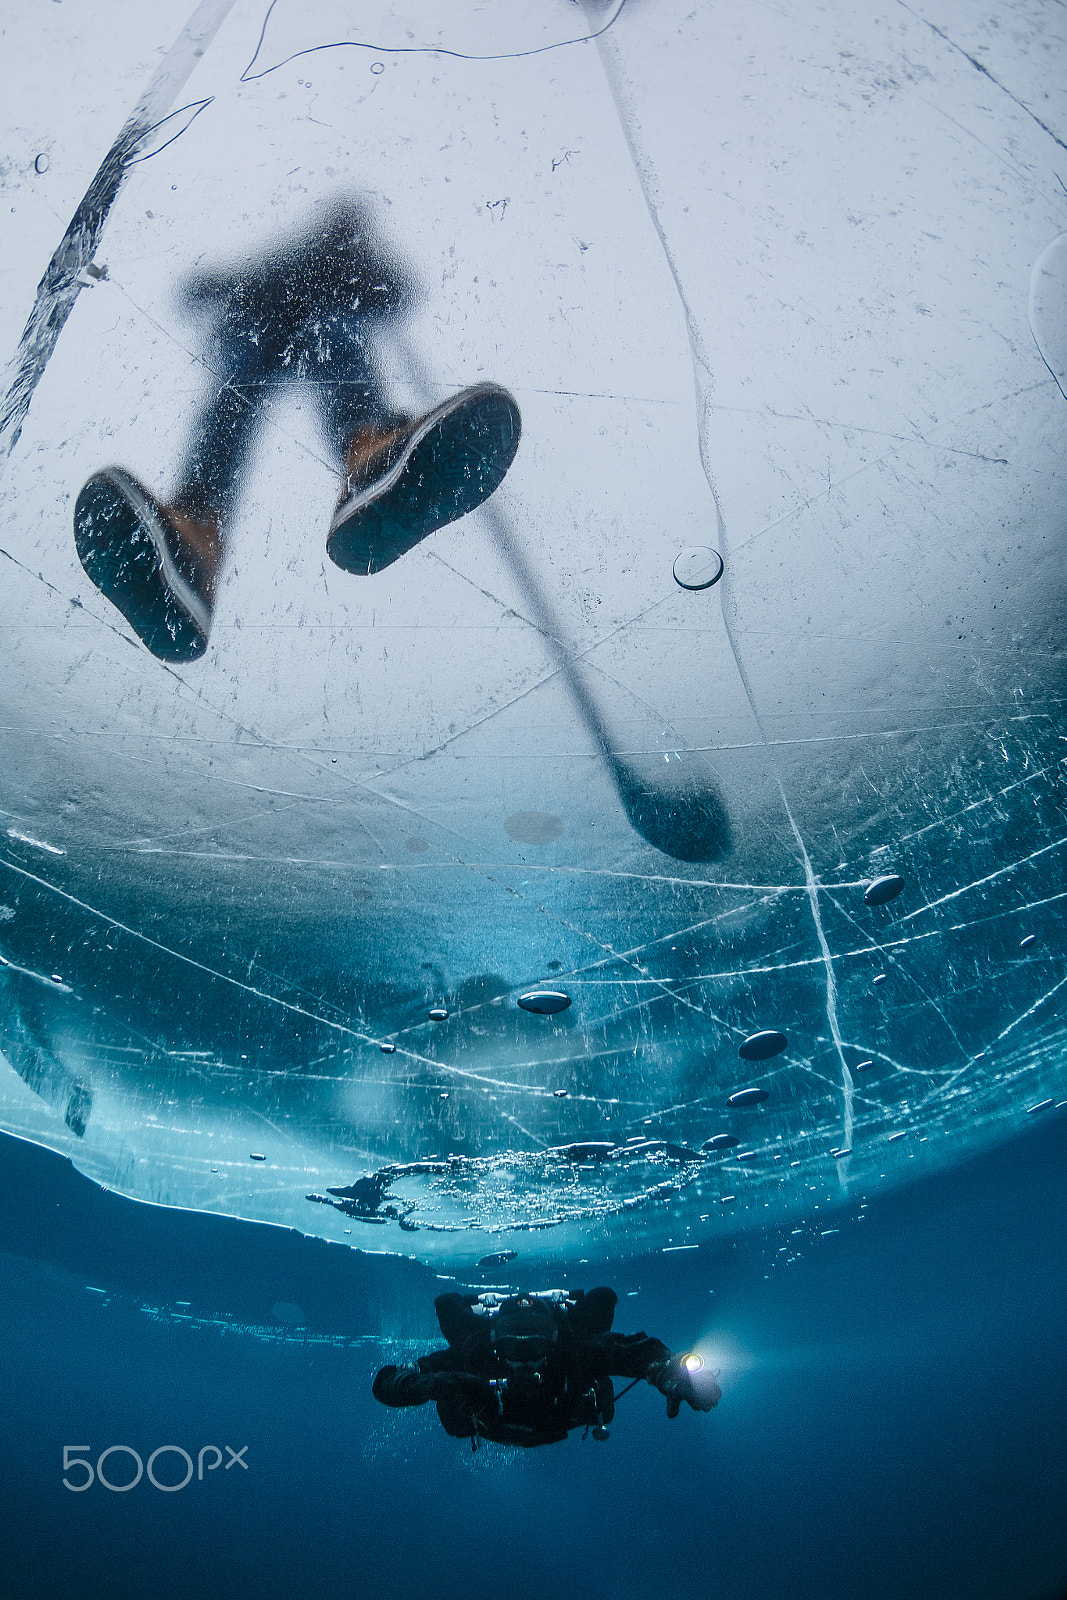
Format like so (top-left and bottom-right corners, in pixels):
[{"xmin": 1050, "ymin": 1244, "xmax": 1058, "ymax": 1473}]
[{"xmin": 1, "ymin": 1113, "xmax": 1065, "ymax": 1600}]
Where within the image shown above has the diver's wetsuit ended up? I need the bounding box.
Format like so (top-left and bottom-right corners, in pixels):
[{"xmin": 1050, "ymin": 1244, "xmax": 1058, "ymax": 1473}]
[{"xmin": 372, "ymin": 1288, "xmax": 679, "ymax": 1446}]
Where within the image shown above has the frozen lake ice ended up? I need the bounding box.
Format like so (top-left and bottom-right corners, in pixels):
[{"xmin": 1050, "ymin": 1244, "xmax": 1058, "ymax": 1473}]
[{"xmin": 0, "ymin": 0, "xmax": 1063, "ymax": 1267}]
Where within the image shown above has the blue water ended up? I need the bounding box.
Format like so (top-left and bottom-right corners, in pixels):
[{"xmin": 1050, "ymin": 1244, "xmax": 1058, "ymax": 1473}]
[{"xmin": 2, "ymin": 1112, "xmax": 1065, "ymax": 1600}]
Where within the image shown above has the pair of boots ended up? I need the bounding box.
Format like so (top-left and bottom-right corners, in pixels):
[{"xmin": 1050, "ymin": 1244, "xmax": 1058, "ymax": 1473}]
[{"xmin": 73, "ymin": 382, "xmax": 520, "ymax": 664}]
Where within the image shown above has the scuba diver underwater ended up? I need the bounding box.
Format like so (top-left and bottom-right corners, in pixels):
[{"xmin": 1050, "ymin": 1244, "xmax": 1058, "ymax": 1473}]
[{"xmin": 372, "ymin": 1287, "xmax": 720, "ymax": 1448}]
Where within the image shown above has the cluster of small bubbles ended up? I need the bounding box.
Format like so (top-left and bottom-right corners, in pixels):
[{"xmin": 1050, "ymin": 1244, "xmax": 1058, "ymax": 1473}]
[{"xmin": 351, "ymin": 865, "xmax": 1013, "ymax": 1230}]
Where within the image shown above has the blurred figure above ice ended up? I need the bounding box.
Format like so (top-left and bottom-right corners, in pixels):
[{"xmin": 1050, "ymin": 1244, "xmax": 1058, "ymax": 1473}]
[{"xmin": 72, "ymin": 200, "xmax": 521, "ymax": 661}]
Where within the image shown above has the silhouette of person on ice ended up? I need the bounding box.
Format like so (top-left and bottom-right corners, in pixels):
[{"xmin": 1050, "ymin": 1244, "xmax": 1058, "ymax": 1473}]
[
  {"xmin": 73, "ymin": 202, "xmax": 521, "ymax": 663},
  {"xmin": 373, "ymin": 1288, "xmax": 720, "ymax": 1448}
]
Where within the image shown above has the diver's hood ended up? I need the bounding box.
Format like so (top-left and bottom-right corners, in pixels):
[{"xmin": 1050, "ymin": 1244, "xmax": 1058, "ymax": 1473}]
[{"xmin": 490, "ymin": 1294, "xmax": 561, "ymax": 1375}]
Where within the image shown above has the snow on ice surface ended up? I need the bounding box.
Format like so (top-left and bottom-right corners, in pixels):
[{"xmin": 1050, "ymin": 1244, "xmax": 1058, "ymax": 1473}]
[{"xmin": 0, "ymin": 0, "xmax": 1063, "ymax": 1266}]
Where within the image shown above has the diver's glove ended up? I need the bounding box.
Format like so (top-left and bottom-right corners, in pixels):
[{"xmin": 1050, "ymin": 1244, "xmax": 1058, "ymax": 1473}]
[
  {"xmin": 647, "ymin": 1356, "xmax": 721, "ymax": 1418},
  {"xmin": 372, "ymin": 1365, "xmax": 495, "ymax": 1410},
  {"xmin": 372, "ymin": 1364, "xmax": 439, "ymax": 1407}
]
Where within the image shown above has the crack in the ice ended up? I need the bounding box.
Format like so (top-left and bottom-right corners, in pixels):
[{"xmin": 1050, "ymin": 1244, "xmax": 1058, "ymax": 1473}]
[
  {"xmin": 820, "ymin": 891, "xmax": 971, "ymax": 1063},
  {"xmin": 897, "ymin": 1, "xmax": 1067, "ymax": 155},
  {"xmin": 919, "ymin": 971, "xmax": 1067, "ymax": 1112},
  {"xmin": 728, "ymin": 379, "xmax": 1055, "ymax": 560},
  {"xmin": 854, "ymin": 756, "xmax": 1067, "ymax": 857},
  {"xmin": 417, "ymin": 550, "xmax": 698, "ymax": 780},
  {"xmin": 125, "ymin": 97, "xmax": 216, "ymax": 166},
  {"xmin": 339, "ymin": 544, "xmax": 679, "ymax": 784},
  {"xmin": 1029, "ymin": 232, "xmax": 1067, "ymax": 405},
  {"xmin": 911, "ymin": 92, "xmax": 1037, "ymax": 189},
  {"xmin": 898, "ymin": 836, "xmax": 1067, "ymax": 921},
  {"xmin": 0, "ymin": 855, "xmax": 484, "ymax": 1085},
  {"xmin": 108, "ymin": 280, "xmax": 342, "ymax": 480},
  {"xmin": 240, "ymin": 0, "xmax": 630, "ymax": 82},
  {"xmin": 0, "ymin": 0, "xmax": 237, "ymax": 463},
  {"xmin": 592, "ymin": 22, "xmax": 856, "ymax": 1163},
  {"xmin": 0, "ymin": 556, "xmax": 550, "ymax": 890},
  {"xmin": 521, "ymin": 386, "xmax": 684, "ymax": 405},
  {"xmin": 706, "ymin": 400, "xmax": 1009, "ymax": 463}
]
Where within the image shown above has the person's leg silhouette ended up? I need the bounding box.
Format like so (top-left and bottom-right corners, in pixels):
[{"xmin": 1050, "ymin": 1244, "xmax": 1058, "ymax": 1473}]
[
  {"xmin": 73, "ymin": 306, "xmax": 276, "ymax": 663},
  {"xmin": 74, "ymin": 206, "xmax": 522, "ymax": 662},
  {"xmin": 325, "ymin": 374, "xmax": 521, "ymax": 578},
  {"xmin": 292, "ymin": 299, "xmax": 521, "ymax": 578}
]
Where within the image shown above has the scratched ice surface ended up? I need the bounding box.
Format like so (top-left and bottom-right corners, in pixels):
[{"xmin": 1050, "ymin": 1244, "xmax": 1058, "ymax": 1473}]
[{"xmin": 0, "ymin": 0, "xmax": 1063, "ymax": 1268}]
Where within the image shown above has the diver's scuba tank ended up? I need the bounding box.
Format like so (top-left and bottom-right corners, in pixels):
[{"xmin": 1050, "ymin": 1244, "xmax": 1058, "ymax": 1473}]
[
  {"xmin": 476, "ymin": 1291, "xmax": 615, "ymax": 1442},
  {"xmin": 471, "ymin": 1288, "xmax": 575, "ymax": 1316}
]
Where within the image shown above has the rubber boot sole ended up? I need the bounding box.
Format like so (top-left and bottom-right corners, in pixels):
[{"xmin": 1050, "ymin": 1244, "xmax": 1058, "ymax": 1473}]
[
  {"xmin": 73, "ymin": 469, "xmax": 211, "ymax": 663},
  {"xmin": 327, "ymin": 383, "xmax": 521, "ymax": 575}
]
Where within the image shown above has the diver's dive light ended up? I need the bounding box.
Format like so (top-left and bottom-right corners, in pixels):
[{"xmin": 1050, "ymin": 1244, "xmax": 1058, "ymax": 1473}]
[{"xmin": 683, "ymin": 1353, "xmax": 704, "ymax": 1375}]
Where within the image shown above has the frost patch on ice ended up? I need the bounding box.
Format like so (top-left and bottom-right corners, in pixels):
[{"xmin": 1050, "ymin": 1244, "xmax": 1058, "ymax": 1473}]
[{"xmin": 6, "ymin": 830, "xmax": 64, "ymax": 856}]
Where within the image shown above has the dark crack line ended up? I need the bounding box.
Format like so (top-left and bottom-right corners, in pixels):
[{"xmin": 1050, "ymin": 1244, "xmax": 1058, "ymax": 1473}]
[
  {"xmin": 0, "ymin": 0, "xmax": 236, "ymax": 464},
  {"xmin": 1029, "ymin": 234, "xmax": 1067, "ymax": 404},
  {"xmin": 729, "ymin": 379, "xmax": 1055, "ymax": 559},
  {"xmin": 591, "ymin": 21, "xmax": 860, "ymax": 1156},
  {"xmin": 1033, "ymin": 341, "xmax": 1067, "ymax": 405},
  {"xmin": 126, "ymin": 97, "xmax": 216, "ymax": 166},
  {"xmin": 898, "ymin": 1, "xmax": 1067, "ymax": 155},
  {"xmin": 707, "ymin": 399, "xmax": 1009, "ymax": 463},
  {"xmin": 240, "ymin": 0, "xmax": 630, "ymax": 82},
  {"xmin": 425, "ymin": 547, "xmax": 724, "ymax": 785}
]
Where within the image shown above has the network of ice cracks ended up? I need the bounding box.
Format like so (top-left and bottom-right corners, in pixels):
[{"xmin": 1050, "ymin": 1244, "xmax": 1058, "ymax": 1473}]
[{"xmin": 0, "ymin": 0, "xmax": 1063, "ymax": 1267}]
